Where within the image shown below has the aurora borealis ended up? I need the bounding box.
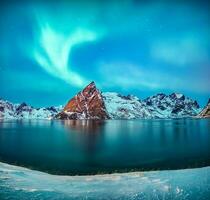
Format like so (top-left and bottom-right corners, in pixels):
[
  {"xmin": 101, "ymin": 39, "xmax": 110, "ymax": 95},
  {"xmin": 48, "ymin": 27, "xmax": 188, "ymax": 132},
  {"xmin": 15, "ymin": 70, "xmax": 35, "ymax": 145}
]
[{"xmin": 0, "ymin": 0, "xmax": 209, "ymax": 106}]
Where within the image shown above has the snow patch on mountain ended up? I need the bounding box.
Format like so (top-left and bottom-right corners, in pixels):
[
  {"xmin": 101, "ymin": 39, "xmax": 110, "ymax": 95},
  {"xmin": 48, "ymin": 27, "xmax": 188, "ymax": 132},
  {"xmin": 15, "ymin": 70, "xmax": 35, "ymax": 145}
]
[{"xmin": 174, "ymin": 93, "xmax": 184, "ymax": 99}]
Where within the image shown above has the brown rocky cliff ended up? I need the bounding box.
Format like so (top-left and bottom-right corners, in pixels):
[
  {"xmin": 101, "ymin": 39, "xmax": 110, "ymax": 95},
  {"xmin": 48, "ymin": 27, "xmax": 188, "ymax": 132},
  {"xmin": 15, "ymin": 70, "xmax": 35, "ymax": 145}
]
[
  {"xmin": 55, "ymin": 81, "xmax": 109, "ymax": 119},
  {"xmin": 197, "ymin": 98, "xmax": 210, "ymax": 118}
]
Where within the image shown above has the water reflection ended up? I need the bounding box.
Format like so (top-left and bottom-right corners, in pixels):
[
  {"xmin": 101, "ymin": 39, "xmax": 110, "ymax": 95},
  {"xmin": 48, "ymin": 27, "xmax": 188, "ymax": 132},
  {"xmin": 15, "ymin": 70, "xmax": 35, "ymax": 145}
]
[
  {"xmin": 63, "ymin": 120, "xmax": 105, "ymax": 134},
  {"xmin": 0, "ymin": 119, "xmax": 210, "ymax": 175},
  {"xmin": 62, "ymin": 120, "xmax": 106, "ymax": 163}
]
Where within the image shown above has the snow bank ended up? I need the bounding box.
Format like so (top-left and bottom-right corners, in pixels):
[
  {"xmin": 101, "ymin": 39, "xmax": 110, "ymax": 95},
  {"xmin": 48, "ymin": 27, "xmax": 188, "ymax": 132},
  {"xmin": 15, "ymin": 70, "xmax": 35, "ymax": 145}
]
[{"xmin": 0, "ymin": 162, "xmax": 210, "ymax": 200}]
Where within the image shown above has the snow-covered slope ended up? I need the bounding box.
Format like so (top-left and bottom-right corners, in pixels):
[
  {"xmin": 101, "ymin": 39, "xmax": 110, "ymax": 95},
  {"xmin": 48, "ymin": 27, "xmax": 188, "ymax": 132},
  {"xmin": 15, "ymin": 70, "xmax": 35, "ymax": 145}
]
[
  {"xmin": 143, "ymin": 93, "xmax": 200, "ymax": 118},
  {"xmin": 102, "ymin": 92, "xmax": 200, "ymax": 119},
  {"xmin": 102, "ymin": 92, "xmax": 152, "ymax": 119},
  {"xmin": 0, "ymin": 99, "xmax": 15, "ymax": 119},
  {"xmin": 0, "ymin": 99, "xmax": 62, "ymax": 120}
]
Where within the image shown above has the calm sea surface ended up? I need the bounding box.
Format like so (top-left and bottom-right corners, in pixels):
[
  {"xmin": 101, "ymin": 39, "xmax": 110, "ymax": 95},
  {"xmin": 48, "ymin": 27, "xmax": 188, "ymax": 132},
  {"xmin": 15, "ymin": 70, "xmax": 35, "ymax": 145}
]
[{"xmin": 0, "ymin": 119, "xmax": 209, "ymax": 175}]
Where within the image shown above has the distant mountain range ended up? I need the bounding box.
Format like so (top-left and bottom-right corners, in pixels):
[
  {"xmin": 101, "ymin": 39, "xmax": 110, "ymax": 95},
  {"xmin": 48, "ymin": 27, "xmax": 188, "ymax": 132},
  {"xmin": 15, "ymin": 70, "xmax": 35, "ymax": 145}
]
[
  {"xmin": 0, "ymin": 100, "xmax": 62, "ymax": 120},
  {"xmin": 1, "ymin": 81, "xmax": 208, "ymax": 120}
]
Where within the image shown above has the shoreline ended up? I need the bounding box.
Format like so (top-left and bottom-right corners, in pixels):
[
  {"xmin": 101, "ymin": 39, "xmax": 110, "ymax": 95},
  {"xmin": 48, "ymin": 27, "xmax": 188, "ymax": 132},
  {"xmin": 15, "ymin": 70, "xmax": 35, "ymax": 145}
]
[
  {"xmin": 1, "ymin": 161, "xmax": 210, "ymax": 177},
  {"xmin": 1, "ymin": 159, "xmax": 210, "ymax": 176}
]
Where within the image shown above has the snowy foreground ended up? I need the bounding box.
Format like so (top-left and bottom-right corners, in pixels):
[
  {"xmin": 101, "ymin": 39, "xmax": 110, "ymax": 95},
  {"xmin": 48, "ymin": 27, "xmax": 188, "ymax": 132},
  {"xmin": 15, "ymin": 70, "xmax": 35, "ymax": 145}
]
[{"xmin": 0, "ymin": 162, "xmax": 210, "ymax": 200}]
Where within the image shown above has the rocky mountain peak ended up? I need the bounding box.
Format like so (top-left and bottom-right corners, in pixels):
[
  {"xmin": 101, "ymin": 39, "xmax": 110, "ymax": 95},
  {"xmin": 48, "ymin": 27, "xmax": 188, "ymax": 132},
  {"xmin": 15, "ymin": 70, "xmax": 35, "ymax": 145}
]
[
  {"xmin": 169, "ymin": 93, "xmax": 185, "ymax": 100},
  {"xmin": 197, "ymin": 98, "xmax": 210, "ymax": 118},
  {"xmin": 16, "ymin": 102, "xmax": 28, "ymax": 111},
  {"xmin": 56, "ymin": 82, "xmax": 109, "ymax": 120}
]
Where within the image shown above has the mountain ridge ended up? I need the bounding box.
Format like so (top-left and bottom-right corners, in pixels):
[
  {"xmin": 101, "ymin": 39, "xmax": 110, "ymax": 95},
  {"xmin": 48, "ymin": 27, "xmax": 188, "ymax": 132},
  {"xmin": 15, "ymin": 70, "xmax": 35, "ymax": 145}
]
[{"xmin": 0, "ymin": 82, "xmax": 207, "ymax": 120}]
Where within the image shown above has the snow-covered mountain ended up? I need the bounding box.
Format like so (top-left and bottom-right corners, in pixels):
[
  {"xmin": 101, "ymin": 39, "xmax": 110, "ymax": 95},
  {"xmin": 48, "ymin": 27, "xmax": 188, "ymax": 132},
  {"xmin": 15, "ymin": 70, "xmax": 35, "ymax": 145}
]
[
  {"xmin": 0, "ymin": 82, "xmax": 203, "ymax": 120},
  {"xmin": 102, "ymin": 92, "xmax": 200, "ymax": 119},
  {"xmin": 143, "ymin": 93, "xmax": 200, "ymax": 118},
  {"xmin": 0, "ymin": 99, "xmax": 62, "ymax": 120},
  {"xmin": 102, "ymin": 92, "xmax": 152, "ymax": 119}
]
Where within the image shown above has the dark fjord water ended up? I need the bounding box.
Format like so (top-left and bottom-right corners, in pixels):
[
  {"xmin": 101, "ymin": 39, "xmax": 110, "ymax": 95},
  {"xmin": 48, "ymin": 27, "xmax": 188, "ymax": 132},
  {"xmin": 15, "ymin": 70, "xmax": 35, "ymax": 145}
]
[{"xmin": 0, "ymin": 119, "xmax": 209, "ymax": 175}]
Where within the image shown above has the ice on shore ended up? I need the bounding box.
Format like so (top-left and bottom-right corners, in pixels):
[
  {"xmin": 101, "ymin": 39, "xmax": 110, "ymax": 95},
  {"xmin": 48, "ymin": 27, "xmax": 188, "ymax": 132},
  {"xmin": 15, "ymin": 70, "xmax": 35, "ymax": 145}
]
[{"xmin": 0, "ymin": 162, "xmax": 210, "ymax": 200}]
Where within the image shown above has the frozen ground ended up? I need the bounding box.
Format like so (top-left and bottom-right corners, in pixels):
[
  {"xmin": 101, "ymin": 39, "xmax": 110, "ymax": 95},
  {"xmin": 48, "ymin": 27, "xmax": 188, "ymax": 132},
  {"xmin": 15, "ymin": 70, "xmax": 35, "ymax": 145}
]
[{"xmin": 0, "ymin": 162, "xmax": 210, "ymax": 200}]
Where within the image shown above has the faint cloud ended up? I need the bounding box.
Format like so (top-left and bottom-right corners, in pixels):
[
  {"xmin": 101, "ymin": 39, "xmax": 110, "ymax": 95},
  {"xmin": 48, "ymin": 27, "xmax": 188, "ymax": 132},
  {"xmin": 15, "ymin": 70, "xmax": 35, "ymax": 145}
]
[
  {"xmin": 151, "ymin": 37, "xmax": 208, "ymax": 66},
  {"xmin": 98, "ymin": 61, "xmax": 210, "ymax": 93},
  {"xmin": 98, "ymin": 62, "xmax": 171, "ymax": 90}
]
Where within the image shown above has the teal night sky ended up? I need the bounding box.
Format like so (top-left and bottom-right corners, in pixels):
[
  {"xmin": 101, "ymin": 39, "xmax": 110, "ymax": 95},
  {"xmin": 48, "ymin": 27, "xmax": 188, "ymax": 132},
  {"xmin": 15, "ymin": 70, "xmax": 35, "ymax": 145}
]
[{"xmin": 0, "ymin": 0, "xmax": 209, "ymax": 107}]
